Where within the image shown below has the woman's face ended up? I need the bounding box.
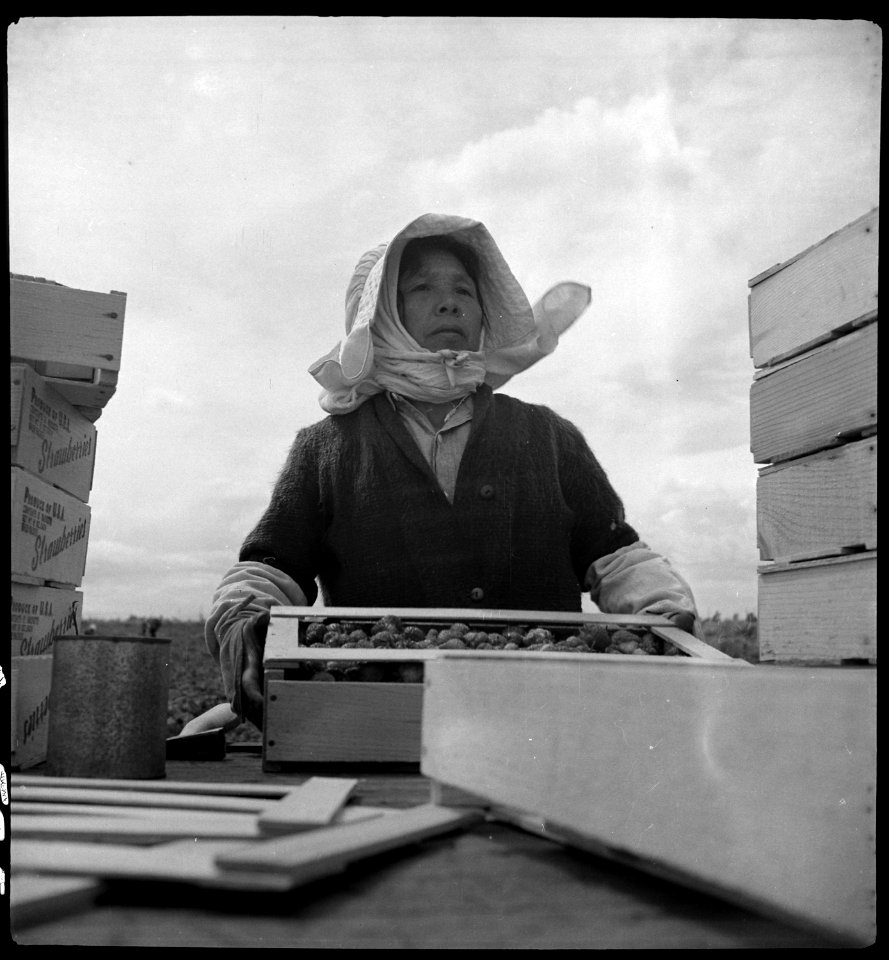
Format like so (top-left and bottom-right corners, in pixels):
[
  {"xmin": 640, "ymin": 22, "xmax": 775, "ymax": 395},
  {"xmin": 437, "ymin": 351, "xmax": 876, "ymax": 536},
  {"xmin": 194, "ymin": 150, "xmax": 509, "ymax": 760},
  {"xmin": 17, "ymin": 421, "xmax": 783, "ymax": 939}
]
[{"xmin": 397, "ymin": 248, "xmax": 483, "ymax": 351}]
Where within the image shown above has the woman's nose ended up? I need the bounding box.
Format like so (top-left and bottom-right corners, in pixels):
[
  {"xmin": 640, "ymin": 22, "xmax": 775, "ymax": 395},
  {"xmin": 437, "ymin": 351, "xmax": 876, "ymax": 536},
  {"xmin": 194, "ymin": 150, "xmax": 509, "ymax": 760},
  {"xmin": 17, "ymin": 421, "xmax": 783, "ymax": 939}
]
[{"xmin": 437, "ymin": 296, "xmax": 460, "ymax": 314}]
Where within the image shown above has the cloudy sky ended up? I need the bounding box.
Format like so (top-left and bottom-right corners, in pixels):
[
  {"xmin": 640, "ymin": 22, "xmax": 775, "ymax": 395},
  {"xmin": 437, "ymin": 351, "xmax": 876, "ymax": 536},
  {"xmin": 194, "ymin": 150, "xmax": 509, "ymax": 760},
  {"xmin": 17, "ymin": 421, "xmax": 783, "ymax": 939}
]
[{"xmin": 9, "ymin": 16, "xmax": 881, "ymax": 621}]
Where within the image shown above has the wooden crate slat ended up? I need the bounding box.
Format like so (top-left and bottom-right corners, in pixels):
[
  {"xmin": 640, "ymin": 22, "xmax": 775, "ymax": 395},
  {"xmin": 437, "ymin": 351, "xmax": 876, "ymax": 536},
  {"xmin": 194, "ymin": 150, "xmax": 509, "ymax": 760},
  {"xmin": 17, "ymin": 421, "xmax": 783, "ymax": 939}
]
[
  {"xmin": 257, "ymin": 777, "xmax": 358, "ymax": 834},
  {"xmin": 757, "ymin": 552, "xmax": 876, "ymax": 663},
  {"xmin": 421, "ymin": 656, "xmax": 876, "ymax": 946},
  {"xmin": 10, "ymin": 874, "xmax": 105, "ymax": 929},
  {"xmin": 264, "ymin": 681, "xmax": 425, "ymax": 764},
  {"xmin": 748, "ymin": 207, "xmax": 878, "ymax": 368},
  {"xmin": 214, "ymin": 803, "xmax": 484, "ymax": 878},
  {"xmin": 10, "ymin": 275, "xmax": 126, "ymax": 372},
  {"xmin": 11, "ymin": 773, "xmax": 300, "ymax": 798},
  {"xmin": 749, "ymin": 320, "xmax": 877, "ymax": 464},
  {"xmin": 11, "ymin": 784, "xmax": 280, "ymax": 813},
  {"xmin": 11, "ymin": 839, "xmax": 300, "ymax": 892},
  {"xmin": 11, "ymin": 810, "xmax": 267, "ymax": 843},
  {"xmin": 756, "ymin": 436, "xmax": 877, "ymax": 561}
]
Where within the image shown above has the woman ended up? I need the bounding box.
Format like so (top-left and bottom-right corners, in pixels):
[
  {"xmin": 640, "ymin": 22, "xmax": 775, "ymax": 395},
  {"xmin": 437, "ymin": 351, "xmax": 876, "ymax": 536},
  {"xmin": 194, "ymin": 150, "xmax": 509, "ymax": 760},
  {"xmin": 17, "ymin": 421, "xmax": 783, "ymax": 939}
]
[{"xmin": 204, "ymin": 213, "xmax": 701, "ymax": 729}]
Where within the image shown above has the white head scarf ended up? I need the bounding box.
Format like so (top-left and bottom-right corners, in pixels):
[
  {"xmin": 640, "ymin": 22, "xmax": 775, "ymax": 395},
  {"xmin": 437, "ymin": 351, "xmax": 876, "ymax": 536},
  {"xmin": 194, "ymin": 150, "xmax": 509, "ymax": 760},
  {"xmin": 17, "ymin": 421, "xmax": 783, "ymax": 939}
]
[{"xmin": 309, "ymin": 213, "xmax": 591, "ymax": 414}]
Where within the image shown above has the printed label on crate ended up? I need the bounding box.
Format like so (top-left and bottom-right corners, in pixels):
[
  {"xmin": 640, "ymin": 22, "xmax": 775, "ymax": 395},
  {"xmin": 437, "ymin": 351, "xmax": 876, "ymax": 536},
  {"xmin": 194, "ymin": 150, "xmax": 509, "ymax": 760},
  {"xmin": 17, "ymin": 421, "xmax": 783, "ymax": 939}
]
[
  {"xmin": 11, "ymin": 363, "xmax": 98, "ymax": 501},
  {"xmin": 11, "ymin": 582, "xmax": 82, "ymax": 657},
  {"xmin": 11, "ymin": 466, "xmax": 91, "ymax": 585},
  {"xmin": 11, "ymin": 654, "xmax": 54, "ymax": 769}
]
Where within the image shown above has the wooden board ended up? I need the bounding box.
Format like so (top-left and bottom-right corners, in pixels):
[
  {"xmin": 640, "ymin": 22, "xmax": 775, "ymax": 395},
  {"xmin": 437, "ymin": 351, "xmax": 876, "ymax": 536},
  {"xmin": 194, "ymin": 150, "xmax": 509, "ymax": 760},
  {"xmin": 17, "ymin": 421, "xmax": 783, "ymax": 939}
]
[
  {"xmin": 749, "ymin": 320, "xmax": 877, "ymax": 464},
  {"xmin": 756, "ymin": 436, "xmax": 877, "ymax": 561},
  {"xmin": 257, "ymin": 777, "xmax": 357, "ymax": 833},
  {"xmin": 421, "ymin": 654, "xmax": 876, "ymax": 946},
  {"xmin": 748, "ymin": 207, "xmax": 878, "ymax": 368},
  {"xmin": 10, "ymin": 274, "xmax": 126, "ymax": 372},
  {"xmin": 757, "ymin": 552, "xmax": 876, "ymax": 663},
  {"xmin": 10, "ymin": 784, "xmax": 283, "ymax": 813},
  {"xmin": 11, "ymin": 801, "xmax": 389, "ymax": 844},
  {"xmin": 10, "ymin": 774, "xmax": 301, "ymax": 798},
  {"xmin": 11, "ymin": 810, "xmax": 269, "ymax": 843},
  {"xmin": 214, "ymin": 803, "xmax": 484, "ymax": 879},
  {"xmin": 10, "ymin": 874, "xmax": 105, "ymax": 930},
  {"xmin": 10, "ymin": 467, "xmax": 91, "ymax": 586},
  {"xmin": 10, "ymin": 363, "xmax": 98, "ymax": 501},
  {"xmin": 11, "ymin": 582, "xmax": 82, "ymax": 657},
  {"xmin": 11, "ymin": 777, "xmax": 382, "ymax": 823},
  {"xmin": 11, "ymin": 840, "xmax": 298, "ymax": 892},
  {"xmin": 264, "ymin": 681, "xmax": 425, "ymax": 764}
]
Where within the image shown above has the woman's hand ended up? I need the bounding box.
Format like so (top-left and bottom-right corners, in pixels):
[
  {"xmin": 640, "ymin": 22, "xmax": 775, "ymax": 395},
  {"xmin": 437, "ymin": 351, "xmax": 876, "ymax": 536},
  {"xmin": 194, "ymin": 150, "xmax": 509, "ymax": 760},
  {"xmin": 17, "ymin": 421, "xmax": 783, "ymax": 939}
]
[
  {"xmin": 663, "ymin": 609, "xmax": 697, "ymax": 636},
  {"xmin": 240, "ymin": 609, "xmax": 271, "ymax": 730}
]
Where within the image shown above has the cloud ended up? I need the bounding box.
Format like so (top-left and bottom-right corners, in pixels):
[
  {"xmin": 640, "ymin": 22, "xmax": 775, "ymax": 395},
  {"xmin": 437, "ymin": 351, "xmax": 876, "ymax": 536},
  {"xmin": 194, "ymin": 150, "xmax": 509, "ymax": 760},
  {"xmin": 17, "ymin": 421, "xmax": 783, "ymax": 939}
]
[{"xmin": 9, "ymin": 18, "xmax": 880, "ymax": 621}]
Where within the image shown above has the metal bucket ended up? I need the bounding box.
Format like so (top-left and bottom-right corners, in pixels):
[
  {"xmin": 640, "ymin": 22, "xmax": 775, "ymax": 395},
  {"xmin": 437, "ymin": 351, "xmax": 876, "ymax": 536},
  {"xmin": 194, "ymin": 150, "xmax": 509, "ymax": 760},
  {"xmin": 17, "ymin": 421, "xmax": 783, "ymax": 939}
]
[{"xmin": 46, "ymin": 634, "xmax": 171, "ymax": 779}]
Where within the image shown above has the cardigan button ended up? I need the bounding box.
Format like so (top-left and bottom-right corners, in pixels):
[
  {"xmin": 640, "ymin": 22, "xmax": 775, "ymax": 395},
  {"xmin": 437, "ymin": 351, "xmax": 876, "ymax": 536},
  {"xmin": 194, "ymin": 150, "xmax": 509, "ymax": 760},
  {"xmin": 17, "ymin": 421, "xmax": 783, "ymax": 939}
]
[
  {"xmin": 469, "ymin": 587, "xmax": 485, "ymax": 602},
  {"xmin": 479, "ymin": 484, "xmax": 495, "ymax": 500}
]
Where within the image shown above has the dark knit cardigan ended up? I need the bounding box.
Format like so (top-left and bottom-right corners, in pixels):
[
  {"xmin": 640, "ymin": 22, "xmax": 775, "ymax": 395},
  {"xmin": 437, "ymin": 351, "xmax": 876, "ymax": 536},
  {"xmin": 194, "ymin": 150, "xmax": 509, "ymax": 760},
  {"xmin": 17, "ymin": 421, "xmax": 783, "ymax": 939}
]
[{"xmin": 240, "ymin": 384, "xmax": 639, "ymax": 612}]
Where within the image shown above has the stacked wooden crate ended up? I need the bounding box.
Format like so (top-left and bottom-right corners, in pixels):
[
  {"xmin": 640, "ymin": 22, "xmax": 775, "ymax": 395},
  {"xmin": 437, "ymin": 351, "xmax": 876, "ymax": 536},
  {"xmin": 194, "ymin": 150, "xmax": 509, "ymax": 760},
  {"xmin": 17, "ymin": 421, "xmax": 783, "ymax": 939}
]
[
  {"xmin": 748, "ymin": 209, "xmax": 877, "ymax": 663},
  {"xmin": 10, "ymin": 273, "xmax": 127, "ymax": 767}
]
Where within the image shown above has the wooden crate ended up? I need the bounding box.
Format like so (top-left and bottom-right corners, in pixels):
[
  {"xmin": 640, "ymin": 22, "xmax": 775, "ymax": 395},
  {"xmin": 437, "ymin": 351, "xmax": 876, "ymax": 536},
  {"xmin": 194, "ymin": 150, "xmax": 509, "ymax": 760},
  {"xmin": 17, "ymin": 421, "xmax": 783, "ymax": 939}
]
[
  {"xmin": 757, "ymin": 552, "xmax": 876, "ymax": 663},
  {"xmin": 11, "ymin": 362, "xmax": 98, "ymax": 502},
  {"xmin": 11, "ymin": 466, "xmax": 91, "ymax": 587},
  {"xmin": 11, "ymin": 654, "xmax": 54, "ymax": 769},
  {"xmin": 749, "ymin": 319, "xmax": 877, "ymax": 464},
  {"xmin": 748, "ymin": 207, "xmax": 878, "ymax": 368},
  {"xmin": 421, "ymin": 652, "xmax": 876, "ymax": 946},
  {"xmin": 756, "ymin": 436, "xmax": 877, "ymax": 561},
  {"xmin": 262, "ymin": 606, "xmax": 734, "ymax": 767},
  {"xmin": 10, "ymin": 273, "xmax": 126, "ymax": 373},
  {"xmin": 11, "ymin": 581, "xmax": 82, "ymax": 657}
]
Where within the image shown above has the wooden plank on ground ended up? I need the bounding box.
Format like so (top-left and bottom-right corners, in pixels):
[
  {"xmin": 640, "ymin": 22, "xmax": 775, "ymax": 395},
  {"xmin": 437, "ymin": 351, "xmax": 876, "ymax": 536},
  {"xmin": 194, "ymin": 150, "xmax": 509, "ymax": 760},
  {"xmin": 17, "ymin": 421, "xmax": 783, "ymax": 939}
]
[
  {"xmin": 11, "ymin": 801, "xmax": 389, "ymax": 843},
  {"xmin": 257, "ymin": 777, "xmax": 357, "ymax": 834},
  {"xmin": 215, "ymin": 803, "xmax": 483, "ymax": 881},
  {"xmin": 421, "ymin": 656, "xmax": 876, "ymax": 947},
  {"xmin": 11, "ymin": 840, "xmax": 297, "ymax": 892},
  {"xmin": 11, "ymin": 784, "xmax": 281, "ymax": 813},
  {"xmin": 12, "ymin": 799, "xmax": 387, "ymax": 824},
  {"xmin": 11, "ymin": 810, "xmax": 267, "ymax": 843},
  {"xmin": 756, "ymin": 437, "xmax": 877, "ymax": 561},
  {"xmin": 11, "ymin": 774, "xmax": 300, "ymax": 798},
  {"xmin": 10, "ymin": 874, "xmax": 105, "ymax": 930}
]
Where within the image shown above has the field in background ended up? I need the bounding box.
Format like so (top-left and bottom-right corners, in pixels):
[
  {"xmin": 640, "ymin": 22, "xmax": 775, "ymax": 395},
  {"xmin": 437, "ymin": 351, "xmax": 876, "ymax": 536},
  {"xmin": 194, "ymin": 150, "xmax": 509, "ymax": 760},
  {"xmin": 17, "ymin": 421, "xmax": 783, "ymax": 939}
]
[{"xmin": 81, "ymin": 614, "xmax": 760, "ymax": 744}]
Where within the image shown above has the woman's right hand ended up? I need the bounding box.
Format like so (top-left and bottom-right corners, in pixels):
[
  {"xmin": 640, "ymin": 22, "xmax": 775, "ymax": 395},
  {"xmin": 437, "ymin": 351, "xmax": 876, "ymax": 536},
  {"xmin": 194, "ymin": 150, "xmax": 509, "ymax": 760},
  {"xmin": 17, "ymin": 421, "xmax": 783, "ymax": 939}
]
[{"xmin": 240, "ymin": 609, "xmax": 271, "ymax": 730}]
